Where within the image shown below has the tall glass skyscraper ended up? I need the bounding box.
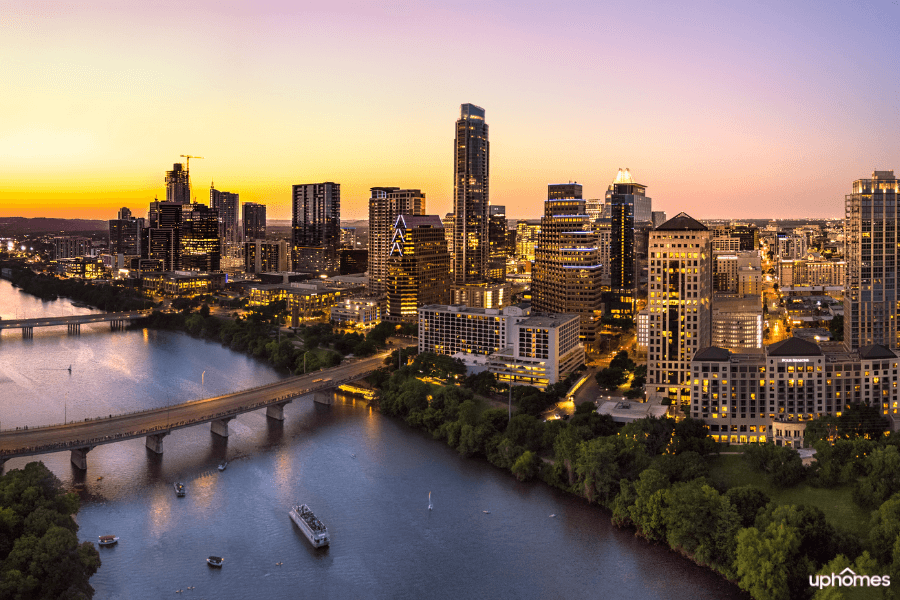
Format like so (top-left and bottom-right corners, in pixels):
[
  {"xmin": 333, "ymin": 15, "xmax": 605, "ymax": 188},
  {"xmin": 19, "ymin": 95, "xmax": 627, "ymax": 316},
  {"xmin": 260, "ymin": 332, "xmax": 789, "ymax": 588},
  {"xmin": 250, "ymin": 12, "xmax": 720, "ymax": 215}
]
[
  {"xmin": 165, "ymin": 163, "xmax": 191, "ymax": 205},
  {"xmin": 844, "ymin": 170, "xmax": 899, "ymax": 348},
  {"xmin": 292, "ymin": 182, "xmax": 340, "ymax": 275},
  {"xmin": 210, "ymin": 185, "xmax": 239, "ymax": 245},
  {"xmin": 453, "ymin": 104, "xmax": 489, "ymax": 284},
  {"xmin": 607, "ymin": 168, "xmax": 651, "ymax": 315}
]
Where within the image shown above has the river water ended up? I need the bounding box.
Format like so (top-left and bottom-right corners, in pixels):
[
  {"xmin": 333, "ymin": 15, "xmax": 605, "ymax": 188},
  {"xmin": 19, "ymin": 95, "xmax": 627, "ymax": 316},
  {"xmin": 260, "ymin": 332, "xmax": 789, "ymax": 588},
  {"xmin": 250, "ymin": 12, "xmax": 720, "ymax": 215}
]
[{"xmin": 0, "ymin": 279, "xmax": 746, "ymax": 599}]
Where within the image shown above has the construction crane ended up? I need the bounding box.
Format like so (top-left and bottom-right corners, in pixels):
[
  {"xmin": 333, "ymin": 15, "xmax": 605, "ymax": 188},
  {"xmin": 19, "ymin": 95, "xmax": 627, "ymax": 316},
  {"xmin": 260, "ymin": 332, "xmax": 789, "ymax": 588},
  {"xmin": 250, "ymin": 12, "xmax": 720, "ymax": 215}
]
[{"xmin": 180, "ymin": 154, "xmax": 204, "ymax": 173}]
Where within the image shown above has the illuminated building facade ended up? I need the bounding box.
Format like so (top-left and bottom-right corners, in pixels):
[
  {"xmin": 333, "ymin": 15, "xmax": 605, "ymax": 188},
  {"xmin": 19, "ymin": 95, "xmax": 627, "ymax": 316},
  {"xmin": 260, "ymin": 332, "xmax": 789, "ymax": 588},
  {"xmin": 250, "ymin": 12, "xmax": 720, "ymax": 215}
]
[
  {"xmin": 244, "ymin": 240, "xmax": 289, "ymax": 274},
  {"xmin": 385, "ymin": 215, "xmax": 451, "ymax": 322},
  {"xmin": 488, "ymin": 205, "xmax": 508, "ymax": 282},
  {"xmin": 109, "ymin": 211, "xmax": 144, "ymax": 257},
  {"xmin": 845, "ymin": 171, "xmax": 900, "ymax": 349},
  {"xmin": 532, "ymin": 183, "xmax": 603, "ymax": 350},
  {"xmin": 330, "ymin": 298, "xmax": 382, "ymax": 330},
  {"xmin": 181, "ymin": 203, "xmax": 221, "ymax": 272},
  {"xmin": 292, "ymin": 182, "xmax": 340, "ymax": 276},
  {"xmin": 646, "ymin": 212, "xmax": 713, "ymax": 409},
  {"xmin": 210, "ymin": 186, "xmax": 239, "ymax": 245},
  {"xmin": 242, "ymin": 202, "xmax": 266, "ymax": 241},
  {"xmin": 57, "ymin": 257, "xmax": 104, "ymax": 279},
  {"xmin": 691, "ymin": 339, "xmax": 899, "ymax": 444},
  {"xmin": 53, "ymin": 236, "xmax": 91, "ymax": 260},
  {"xmin": 453, "ymin": 103, "xmax": 490, "ymax": 284},
  {"xmin": 608, "ymin": 168, "xmax": 651, "ymax": 314},
  {"xmin": 515, "ymin": 220, "xmax": 541, "ymax": 262},
  {"xmin": 711, "ymin": 295, "xmax": 763, "ymax": 351},
  {"xmin": 368, "ymin": 187, "xmax": 426, "ymax": 293}
]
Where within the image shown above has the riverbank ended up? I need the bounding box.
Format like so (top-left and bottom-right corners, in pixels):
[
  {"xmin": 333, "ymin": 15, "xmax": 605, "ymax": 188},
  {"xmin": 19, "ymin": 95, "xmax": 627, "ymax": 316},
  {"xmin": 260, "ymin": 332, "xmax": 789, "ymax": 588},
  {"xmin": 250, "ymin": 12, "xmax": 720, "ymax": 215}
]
[
  {"xmin": 372, "ymin": 352, "xmax": 892, "ymax": 600},
  {"xmin": 4, "ymin": 265, "xmax": 154, "ymax": 312}
]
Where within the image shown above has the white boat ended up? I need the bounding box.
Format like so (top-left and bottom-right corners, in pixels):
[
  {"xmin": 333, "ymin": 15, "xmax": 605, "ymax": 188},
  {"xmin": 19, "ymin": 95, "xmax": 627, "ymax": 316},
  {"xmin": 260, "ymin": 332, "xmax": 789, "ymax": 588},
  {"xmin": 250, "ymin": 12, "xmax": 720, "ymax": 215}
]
[
  {"xmin": 218, "ymin": 462, "xmax": 227, "ymax": 471},
  {"xmin": 289, "ymin": 504, "xmax": 329, "ymax": 548},
  {"xmin": 206, "ymin": 556, "xmax": 224, "ymax": 567},
  {"xmin": 98, "ymin": 535, "xmax": 118, "ymax": 546}
]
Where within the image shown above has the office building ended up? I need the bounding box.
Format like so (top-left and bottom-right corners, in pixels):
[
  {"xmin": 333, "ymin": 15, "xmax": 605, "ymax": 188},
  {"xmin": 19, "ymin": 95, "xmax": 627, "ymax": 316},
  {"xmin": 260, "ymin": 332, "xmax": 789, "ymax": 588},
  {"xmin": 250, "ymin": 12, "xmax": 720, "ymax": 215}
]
[
  {"xmin": 52, "ymin": 236, "xmax": 91, "ymax": 260},
  {"xmin": 691, "ymin": 339, "xmax": 899, "ymax": 444},
  {"xmin": 652, "ymin": 211, "xmax": 667, "ymax": 229},
  {"xmin": 443, "ymin": 213, "xmax": 455, "ymax": 270},
  {"xmin": 339, "ymin": 249, "xmax": 368, "ymax": 275},
  {"xmin": 292, "ymin": 182, "xmax": 340, "ymax": 275},
  {"xmin": 242, "ymin": 202, "xmax": 266, "ymax": 241},
  {"xmin": 488, "ymin": 205, "xmax": 508, "ymax": 282},
  {"xmin": 418, "ymin": 304, "xmax": 583, "ymax": 388},
  {"xmin": 340, "ymin": 227, "xmax": 356, "ymax": 247},
  {"xmin": 532, "ymin": 183, "xmax": 603, "ymax": 350},
  {"xmin": 385, "ymin": 215, "xmax": 451, "ymax": 322},
  {"xmin": 210, "ymin": 185, "xmax": 239, "ymax": 245},
  {"xmin": 367, "ymin": 187, "xmax": 426, "ymax": 293},
  {"xmin": 453, "ymin": 103, "xmax": 490, "ymax": 283},
  {"xmin": 244, "ymin": 240, "xmax": 289, "ymax": 274},
  {"xmin": 181, "ymin": 203, "xmax": 221, "ymax": 272},
  {"xmin": 608, "ymin": 168, "xmax": 652, "ymax": 314},
  {"xmin": 515, "ymin": 220, "xmax": 541, "ymax": 261},
  {"xmin": 165, "ymin": 163, "xmax": 191, "ymax": 205},
  {"xmin": 711, "ymin": 295, "xmax": 764, "ymax": 351},
  {"xmin": 141, "ymin": 228, "xmax": 178, "ymax": 271},
  {"xmin": 330, "ymin": 298, "xmax": 382, "ymax": 330},
  {"xmin": 109, "ymin": 214, "xmax": 144, "ymax": 257},
  {"xmin": 646, "ymin": 213, "xmax": 713, "ymax": 409},
  {"xmin": 843, "ymin": 171, "xmax": 899, "ymax": 348}
]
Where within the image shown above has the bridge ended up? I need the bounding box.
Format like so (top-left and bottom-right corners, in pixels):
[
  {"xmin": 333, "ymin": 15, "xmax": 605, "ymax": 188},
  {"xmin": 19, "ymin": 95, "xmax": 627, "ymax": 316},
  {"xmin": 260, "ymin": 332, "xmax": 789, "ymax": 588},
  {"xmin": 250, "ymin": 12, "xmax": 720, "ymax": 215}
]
[
  {"xmin": 0, "ymin": 351, "xmax": 391, "ymax": 469},
  {"xmin": 0, "ymin": 311, "xmax": 152, "ymax": 337}
]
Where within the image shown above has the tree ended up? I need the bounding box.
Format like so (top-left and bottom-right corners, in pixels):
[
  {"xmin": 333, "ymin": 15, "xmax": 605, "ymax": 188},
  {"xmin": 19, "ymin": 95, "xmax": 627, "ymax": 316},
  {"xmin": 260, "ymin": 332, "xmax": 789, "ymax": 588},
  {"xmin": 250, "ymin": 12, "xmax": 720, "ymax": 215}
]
[
  {"xmin": 663, "ymin": 480, "xmax": 740, "ymax": 573},
  {"xmin": 511, "ymin": 451, "xmax": 539, "ymax": 481},
  {"xmin": 595, "ymin": 367, "xmax": 626, "ymax": 390},
  {"xmin": 853, "ymin": 445, "xmax": 900, "ymax": 508},
  {"xmin": 735, "ymin": 522, "xmax": 809, "ymax": 600},
  {"xmin": 867, "ymin": 492, "xmax": 900, "ymax": 565},
  {"xmin": 725, "ymin": 486, "xmax": 771, "ymax": 529},
  {"xmin": 828, "ymin": 315, "xmax": 844, "ymax": 342}
]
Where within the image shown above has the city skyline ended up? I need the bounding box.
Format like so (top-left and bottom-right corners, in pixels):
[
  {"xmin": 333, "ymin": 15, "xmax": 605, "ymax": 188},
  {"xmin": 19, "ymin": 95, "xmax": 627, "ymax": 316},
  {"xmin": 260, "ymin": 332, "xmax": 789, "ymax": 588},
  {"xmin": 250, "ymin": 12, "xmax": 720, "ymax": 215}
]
[{"xmin": 2, "ymin": 2, "xmax": 899, "ymax": 221}]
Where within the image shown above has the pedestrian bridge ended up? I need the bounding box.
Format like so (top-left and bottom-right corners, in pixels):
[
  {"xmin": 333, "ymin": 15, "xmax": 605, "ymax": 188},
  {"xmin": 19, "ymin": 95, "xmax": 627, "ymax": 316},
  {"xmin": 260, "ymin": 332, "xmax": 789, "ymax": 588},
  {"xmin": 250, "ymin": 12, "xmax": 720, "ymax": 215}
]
[
  {"xmin": 0, "ymin": 351, "xmax": 388, "ymax": 469},
  {"xmin": 0, "ymin": 311, "xmax": 151, "ymax": 337}
]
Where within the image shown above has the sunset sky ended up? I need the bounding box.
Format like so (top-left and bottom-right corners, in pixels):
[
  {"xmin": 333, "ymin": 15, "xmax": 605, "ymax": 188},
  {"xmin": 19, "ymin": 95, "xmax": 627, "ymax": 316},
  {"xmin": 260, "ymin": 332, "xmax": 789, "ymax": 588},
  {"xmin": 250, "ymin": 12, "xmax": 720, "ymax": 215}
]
[{"xmin": 2, "ymin": 0, "xmax": 898, "ymax": 221}]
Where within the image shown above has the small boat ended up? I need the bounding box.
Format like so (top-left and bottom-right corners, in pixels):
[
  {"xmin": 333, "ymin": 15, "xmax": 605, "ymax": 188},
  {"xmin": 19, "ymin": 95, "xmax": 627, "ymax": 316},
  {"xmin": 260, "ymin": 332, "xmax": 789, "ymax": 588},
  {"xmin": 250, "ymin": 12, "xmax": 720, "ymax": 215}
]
[
  {"xmin": 207, "ymin": 556, "xmax": 224, "ymax": 567},
  {"xmin": 428, "ymin": 491, "xmax": 433, "ymax": 511},
  {"xmin": 549, "ymin": 514, "xmax": 556, "ymax": 518},
  {"xmin": 483, "ymin": 510, "xmax": 491, "ymax": 514},
  {"xmin": 98, "ymin": 535, "xmax": 119, "ymax": 546},
  {"xmin": 174, "ymin": 482, "xmax": 186, "ymax": 497},
  {"xmin": 218, "ymin": 462, "xmax": 227, "ymax": 471}
]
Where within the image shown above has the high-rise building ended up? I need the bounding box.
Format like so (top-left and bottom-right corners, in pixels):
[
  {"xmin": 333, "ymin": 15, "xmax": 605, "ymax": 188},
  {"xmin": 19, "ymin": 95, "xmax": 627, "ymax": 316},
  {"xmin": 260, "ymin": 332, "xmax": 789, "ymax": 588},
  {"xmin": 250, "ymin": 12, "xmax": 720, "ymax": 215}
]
[
  {"xmin": 646, "ymin": 213, "xmax": 712, "ymax": 410},
  {"xmin": 181, "ymin": 203, "xmax": 221, "ymax": 272},
  {"xmin": 453, "ymin": 103, "xmax": 489, "ymax": 284},
  {"xmin": 367, "ymin": 187, "xmax": 426, "ymax": 293},
  {"xmin": 142, "ymin": 228, "xmax": 177, "ymax": 271},
  {"xmin": 532, "ymin": 183, "xmax": 603, "ymax": 350},
  {"xmin": 515, "ymin": 220, "xmax": 541, "ymax": 261},
  {"xmin": 442, "ymin": 213, "xmax": 455, "ymax": 272},
  {"xmin": 52, "ymin": 237, "xmax": 91, "ymax": 260},
  {"xmin": 165, "ymin": 163, "xmax": 191, "ymax": 205},
  {"xmin": 244, "ymin": 240, "xmax": 288, "ymax": 274},
  {"xmin": 292, "ymin": 182, "xmax": 340, "ymax": 275},
  {"xmin": 845, "ymin": 170, "xmax": 899, "ymax": 348},
  {"xmin": 488, "ymin": 205, "xmax": 507, "ymax": 282},
  {"xmin": 109, "ymin": 212, "xmax": 144, "ymax": 257},
  {"xmin": 210, "ymin": 185, "xmax": 239, "ymax": 245},
  {"xmin": 386, "ymin": 215, "xmax": 451, "ymax": 321},
  {"xmin": 608, "ymin": 168, "xmax": 652, "ymax": 315},
  {"xmin": 340, "ymin": 227, "xmax": 356, "ymax": 247},
  {"xmin": 242, "ymin": 202, "xmax": 266, "ymax": 241}
]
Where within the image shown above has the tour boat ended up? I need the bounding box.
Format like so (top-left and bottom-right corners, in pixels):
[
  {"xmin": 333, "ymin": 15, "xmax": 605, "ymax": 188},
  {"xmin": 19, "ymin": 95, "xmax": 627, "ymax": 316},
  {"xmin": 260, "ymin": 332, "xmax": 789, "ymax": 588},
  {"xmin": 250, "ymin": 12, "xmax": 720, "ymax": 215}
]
[
  {"xmin": 289, "ymin": 504, "xmax": 329, "ymax": 548},
  {"xmin": 98, "ymin": 535, "xmax": 119, "ymax": 546},
  {"xmin": 207, "ymin": 556, "xmax": 224, "ymax": 567}
]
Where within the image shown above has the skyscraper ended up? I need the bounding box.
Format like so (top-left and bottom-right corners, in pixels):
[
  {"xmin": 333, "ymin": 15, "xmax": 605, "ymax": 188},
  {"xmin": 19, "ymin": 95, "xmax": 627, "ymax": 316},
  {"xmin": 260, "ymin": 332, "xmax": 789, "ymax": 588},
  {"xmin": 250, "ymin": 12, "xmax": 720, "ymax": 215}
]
[
  {"xmin": 646, "ymin": 213, "xmax": 712, "ymax": 410},
  {"xmin": 532, "ymin": 183, "xmax": 603, "ymax": 350},
  {"xmin": 109, "ymin": 210, "xmax": 144, "ymax": 257},
  {"xmin": 386, "ymin": 215, "xmax": 451, "ymax": 321},
  {"xmin": 607, "ymin": 168, "xmax": 652, "ymax": 315},
  {"xmin": 453, "ymin": 103, "xmax": 489, "ymax": 284},
  {"xmin": 242, "ymin": 202, "xmax": 266, "ymax": 241},
  {"xmin": 181, "ymin": 203, "xmax": 221, "ymax": 272},
  {"xmin": 367, "ymin": 187, "xmax": 425, "ymax": 293},
  {"xmin": 845, "ymin": 170, "xmax": 900, "ymax": 348},
  {"xmin": 210, "ymin": 185, "xmax": 239, "ymax": 245},
  {"xmin": 292, "ymin": 182, "xmax": 340, "ymax": 275},
  {"xmin": 488, "ymin": 205, "xmax": 507, "ymax": 283},
  {"xmin": 165, "ymin": 163, "xmax": 190, "ymax": 205}
]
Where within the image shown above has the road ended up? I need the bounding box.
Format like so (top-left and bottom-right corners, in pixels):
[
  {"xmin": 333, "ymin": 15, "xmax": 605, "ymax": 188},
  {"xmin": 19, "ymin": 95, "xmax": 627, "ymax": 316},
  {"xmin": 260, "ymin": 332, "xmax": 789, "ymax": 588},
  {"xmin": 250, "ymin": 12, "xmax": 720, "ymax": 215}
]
[
  {"xmin": 0, "ymin": 310, "xmax": 150, "ymax": 331},
  {"xmin": 0, "ymin": 350, "xmax": 395, "ymax": 460}
]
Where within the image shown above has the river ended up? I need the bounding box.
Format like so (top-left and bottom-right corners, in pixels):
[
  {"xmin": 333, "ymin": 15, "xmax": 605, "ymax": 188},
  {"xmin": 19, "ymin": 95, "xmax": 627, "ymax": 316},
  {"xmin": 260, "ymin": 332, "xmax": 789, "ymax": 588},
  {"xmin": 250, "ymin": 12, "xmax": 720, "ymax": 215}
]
[{"xmin": 0, "ymin": 279, "xmax": 746, "ymax": 599}]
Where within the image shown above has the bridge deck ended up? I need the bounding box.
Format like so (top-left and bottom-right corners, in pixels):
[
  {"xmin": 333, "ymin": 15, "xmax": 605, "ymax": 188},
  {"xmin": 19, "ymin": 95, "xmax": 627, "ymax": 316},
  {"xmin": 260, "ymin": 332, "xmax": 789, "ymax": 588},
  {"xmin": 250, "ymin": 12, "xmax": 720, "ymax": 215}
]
[
  {"xmin": 0, "ymin": 351, "xmax": 389, "ymax": 461},
  {"xmin": 0, "ymin": 311, "xmax": 150, "ymax": 330}
]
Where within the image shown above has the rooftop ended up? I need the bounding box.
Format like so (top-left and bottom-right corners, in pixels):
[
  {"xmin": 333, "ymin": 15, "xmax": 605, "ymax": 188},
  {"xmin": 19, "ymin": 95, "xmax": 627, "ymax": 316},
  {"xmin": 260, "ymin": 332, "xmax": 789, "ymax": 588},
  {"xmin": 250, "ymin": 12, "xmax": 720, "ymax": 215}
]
[{"xmin": 655, "ymin": 212, "xmax": 707, "ymax": 231}]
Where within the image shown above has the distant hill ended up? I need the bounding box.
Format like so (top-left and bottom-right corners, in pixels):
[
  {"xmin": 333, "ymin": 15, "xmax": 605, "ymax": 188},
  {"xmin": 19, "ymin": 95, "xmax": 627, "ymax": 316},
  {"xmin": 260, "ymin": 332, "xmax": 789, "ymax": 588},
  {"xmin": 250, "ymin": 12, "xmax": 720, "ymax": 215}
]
[{"xmin": 0, "ymin": 217, "xmax": 109, "ymax": 236}]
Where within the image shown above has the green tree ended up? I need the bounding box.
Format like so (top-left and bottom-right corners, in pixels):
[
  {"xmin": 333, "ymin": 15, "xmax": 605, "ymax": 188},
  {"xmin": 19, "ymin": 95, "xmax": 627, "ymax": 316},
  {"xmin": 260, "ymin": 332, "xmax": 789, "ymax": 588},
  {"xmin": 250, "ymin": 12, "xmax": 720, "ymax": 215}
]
[
  {"xmin": 828, "ymin": 315, "xmax": 844, "ymax": 342},
  {"xmin": 511, "ymin": 451, "xmax": 539, "ymax": 481},
  {"xmin": 725, "ymin": 486, "xmax": 771, "ymax": 529},
  {"xmin": 853, "ymin": 445, "xmax": 900, "ymax": 508},
  {"xmin": 596, "ymin": 367, "xmax": 626, "ymax": 390},
  {"xmin": 735, "ymin": 522, "xmax": 807, "ymax": 600}
]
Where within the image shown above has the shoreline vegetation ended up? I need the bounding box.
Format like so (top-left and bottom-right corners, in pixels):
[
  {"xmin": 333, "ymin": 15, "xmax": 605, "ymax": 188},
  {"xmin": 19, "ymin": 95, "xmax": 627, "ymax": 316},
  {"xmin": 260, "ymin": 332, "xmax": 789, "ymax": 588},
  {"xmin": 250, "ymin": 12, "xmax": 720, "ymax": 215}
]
[
  {"xmin": 5, "ymin": 267, "xmax": 155, "ymax": 313},
  {"xmin": 0, "ymin": 463, "xmax": 101, "ymax": 599},
  {"xmin": 372, "ymin": 351, "xmax": 900, "ymax": 600}
]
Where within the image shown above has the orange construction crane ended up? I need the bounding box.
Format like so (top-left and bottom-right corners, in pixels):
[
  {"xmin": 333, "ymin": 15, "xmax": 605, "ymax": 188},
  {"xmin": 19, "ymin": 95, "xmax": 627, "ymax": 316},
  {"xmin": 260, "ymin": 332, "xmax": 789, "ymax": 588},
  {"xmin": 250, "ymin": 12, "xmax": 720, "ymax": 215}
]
[{"xmin": 180, "ymin": 154, "xmax": 204, "ymax": 173}]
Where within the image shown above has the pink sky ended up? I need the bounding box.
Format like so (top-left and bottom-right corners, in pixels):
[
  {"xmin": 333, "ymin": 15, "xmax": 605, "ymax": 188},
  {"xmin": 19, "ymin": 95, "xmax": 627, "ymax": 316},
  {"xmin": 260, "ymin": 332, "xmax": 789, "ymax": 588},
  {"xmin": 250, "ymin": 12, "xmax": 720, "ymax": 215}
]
[{"xmin": 1, "ymin": 0, "xmax": 898, "ymax": 221}]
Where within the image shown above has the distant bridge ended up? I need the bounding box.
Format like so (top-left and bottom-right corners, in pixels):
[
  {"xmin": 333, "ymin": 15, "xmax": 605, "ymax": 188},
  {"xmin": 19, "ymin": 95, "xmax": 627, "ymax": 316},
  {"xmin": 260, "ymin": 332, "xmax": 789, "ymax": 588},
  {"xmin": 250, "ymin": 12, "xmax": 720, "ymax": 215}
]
[
  {"xmin": 0, "ymin": 351, "xmax": 390, "ymax": 469},
  {"xmin": 0, "ymin": 311, "xmax": 151, "ymax": 337}
]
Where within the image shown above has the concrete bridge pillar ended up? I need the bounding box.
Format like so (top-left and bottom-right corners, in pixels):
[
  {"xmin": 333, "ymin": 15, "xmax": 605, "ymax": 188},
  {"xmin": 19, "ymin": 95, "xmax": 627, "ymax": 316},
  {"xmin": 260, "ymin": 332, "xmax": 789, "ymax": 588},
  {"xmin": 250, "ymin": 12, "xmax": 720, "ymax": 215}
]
[
  {"xmin": 68, "ymin": 323, "xmax": 81, "ymax": 335},
  {"xmin": 70, "ymin": 447, "xmax": 93, "ymax": 470},
  {"xmin": 266, "ymin": 400, "xmax": 292, "ymax": 421},
  {"xmin": 22, "ymin": 327, "xmax": 33, "ymax": 338},
  {"xmin": 313, "ymin": 391, "xmax": 333, "ymax": 405},
  {"xmin": 211, "ymin": 416, "xmax": 235, "ymax": 437},
  {"xmin": 145, "ymin": 432, "xmax": 169, "ymax": 454}
]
